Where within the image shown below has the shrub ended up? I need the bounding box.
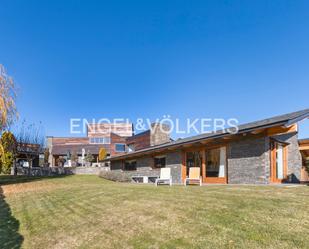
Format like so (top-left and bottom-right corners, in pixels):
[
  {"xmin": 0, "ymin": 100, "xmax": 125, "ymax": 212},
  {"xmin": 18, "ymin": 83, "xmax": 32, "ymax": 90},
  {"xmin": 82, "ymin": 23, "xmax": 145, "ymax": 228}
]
[
  {"xmin": 1, "ymin": 131, "xmax": 17, "ymax": 153},
  {"xmin": 99, "ymin": 170, "xmax": 131, "ymax": 182},
  {"xmin": 71, "ymin": 151, "xmax": 78, "ymax": 166},
  {"xmin": 0, "ymin": 131, "xmax": 17, "ymax": 173},
  {"xmin": 85, "ymin": 151, "xmax": 94, "ymax": 163},
  {"xmin": 1, "ymin": 151, "xmax": 14, "ymax": 174},
  {"xmin": 56, "ymin": 156, "xmax": 66, "ymax": 167}
]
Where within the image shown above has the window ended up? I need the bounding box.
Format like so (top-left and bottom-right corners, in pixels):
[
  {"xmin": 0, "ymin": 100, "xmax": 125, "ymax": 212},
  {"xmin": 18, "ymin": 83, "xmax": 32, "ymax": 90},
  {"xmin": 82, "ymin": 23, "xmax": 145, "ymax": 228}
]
[
  {"xmin": 186, "ymin": 151, "xmax": 202, "ymax": 176},
  {"xmin": 127, "ymin": 144, "xmax": 135, "ymax": 153},
  {"xmin": 124, "ymin": 160, "xmax": 136, "ymax": 171},
  {"xmin": 89, "ymin": 137, "xmax": 111, "ymax": 144},
  {"xmin": 205, "ymin": 147, "xmax": 226, "ymax": 178},
  {"xmin": 115, "ymin": 143, "xmax": 126, "ymax": 152},
  {"xmin": 154, "ymin": 156, "xmax": 166, "ymax": 168}
]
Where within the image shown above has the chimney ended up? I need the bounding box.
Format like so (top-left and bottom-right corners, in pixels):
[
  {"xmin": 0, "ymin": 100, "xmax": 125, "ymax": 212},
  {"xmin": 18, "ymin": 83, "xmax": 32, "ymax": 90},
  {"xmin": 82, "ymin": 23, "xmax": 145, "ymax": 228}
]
[{"xmin": 150, "ymin": 123, "xmax": 171, "ymax": 146}]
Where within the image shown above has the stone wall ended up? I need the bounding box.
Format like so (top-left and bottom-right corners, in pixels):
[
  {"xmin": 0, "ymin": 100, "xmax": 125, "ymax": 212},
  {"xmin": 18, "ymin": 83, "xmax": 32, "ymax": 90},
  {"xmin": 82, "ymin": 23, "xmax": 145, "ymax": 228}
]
[
  {"xmin": 150, "ymin": 123, "xmax": 170, "ymax": 146},
  {"xmin": 110, "ymin": 132, "xmax": 301, "ymax": 184},
  {"xmin": 13, "ymin": 166, "xmax": 106, "ymax": 176},
  {"xmin": 166, "ymin": 151, "xmax": 182, "ymax": 184},
  {"xmin": 110, "ymin": 151, "xmax": 183, "ymax": 184},
  {"xmin": 227, "ymin": 132, "xmax": 302, "ymax": 184},
  {"xmin": 227, "ymin": 137, "xmax": 270, "ymax": 184},
  {"xmin": 272, "ymin": 132, "xmax": 302, "ymax": 183}
]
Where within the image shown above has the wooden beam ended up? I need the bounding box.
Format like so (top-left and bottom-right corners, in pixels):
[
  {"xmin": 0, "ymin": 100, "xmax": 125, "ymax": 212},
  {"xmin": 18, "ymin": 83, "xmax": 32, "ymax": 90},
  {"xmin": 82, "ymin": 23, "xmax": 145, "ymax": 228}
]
[
  {"xmin": 222, "ymin": 136, "xmax": 232, "ymax": 140},
  {"xmin": 251, "ymin": 128, "xmax": 266, "ymax": 135},
  {"xmin": 201, "ymin": 139, "xmax": 213, "ymax": 144},
  {"xmin": 267, "ymin": 124, "xmax": 297, "ymax": 136},
  {"xmin": 300, "ymin": 145, "xmax": 309, "ymax": 150}
]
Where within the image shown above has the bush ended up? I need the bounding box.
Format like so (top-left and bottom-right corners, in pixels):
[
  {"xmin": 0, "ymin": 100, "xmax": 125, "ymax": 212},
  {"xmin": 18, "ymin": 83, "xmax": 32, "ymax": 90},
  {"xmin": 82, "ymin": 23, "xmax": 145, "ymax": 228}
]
[
  {"xmin": 56, "ymin": 156, "xmax": 66, "ymax": 167},
  {"xmin": 85, "ymin": 151, "xmax": 94, "ymax": 163},
  {"xmin": 71, "ymin": 151, "xmax": 78, "ymax": 166},
  {"xmin": 1, "ymin": 151, "xmax": 14, "ymax": 174},
  {"xmin": 1, "ymin": 131, "xmax": 17, "ymax": 153},
  {"xmin": 99, "ymin": 170, "xmax": 131, "ymax": 182}
]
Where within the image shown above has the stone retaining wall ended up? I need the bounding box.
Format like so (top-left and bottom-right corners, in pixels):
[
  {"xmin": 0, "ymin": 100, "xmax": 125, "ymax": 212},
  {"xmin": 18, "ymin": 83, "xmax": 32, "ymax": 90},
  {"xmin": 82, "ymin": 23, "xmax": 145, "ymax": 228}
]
[{"xmin": 13, "ymin": 166, "xmax": 107, "ymax": 176}]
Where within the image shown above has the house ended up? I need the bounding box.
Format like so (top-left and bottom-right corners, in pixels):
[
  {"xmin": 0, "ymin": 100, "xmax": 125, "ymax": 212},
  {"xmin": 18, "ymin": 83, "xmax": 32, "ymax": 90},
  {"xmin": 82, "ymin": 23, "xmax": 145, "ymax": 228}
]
[
  {"xmin": 108, "ymin": 109, "xmax": 309, "ymax": 184},
  {"xmin": 16, "ymin": 143, "xmax": 44, "ymax": 167},
  {"xmin": 46, "ymin": 123, "xmax": 133, "ymax": 166},
  {"xmin": 47, "ymin": 122, "xmax": 171, "ymax": 166},
  {"xmin": 299, "ymin": 138, "xmax": 309, "ymax": 183}
]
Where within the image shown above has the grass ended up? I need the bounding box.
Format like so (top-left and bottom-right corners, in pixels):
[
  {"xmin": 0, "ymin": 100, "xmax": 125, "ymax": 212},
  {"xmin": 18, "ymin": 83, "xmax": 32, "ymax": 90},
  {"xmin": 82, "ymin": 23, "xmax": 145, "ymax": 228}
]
[{"xmin": 0, "ymin": 175, "xmax": 308, "ymax": 249}]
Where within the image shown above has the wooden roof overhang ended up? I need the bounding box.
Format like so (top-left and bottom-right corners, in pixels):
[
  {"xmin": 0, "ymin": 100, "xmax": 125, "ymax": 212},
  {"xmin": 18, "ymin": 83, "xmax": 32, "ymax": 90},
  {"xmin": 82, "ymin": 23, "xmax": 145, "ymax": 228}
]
[
  {"xmin": 299, "ymin": 139, "xmax": 309, "ymax": 159},
  {"xmin": 107, "ymin": 123, "xmax": 299, "ymax": 162},
  {"xmin": 105, "ymin": 108, "xmax": 309, "ymax": 162}
]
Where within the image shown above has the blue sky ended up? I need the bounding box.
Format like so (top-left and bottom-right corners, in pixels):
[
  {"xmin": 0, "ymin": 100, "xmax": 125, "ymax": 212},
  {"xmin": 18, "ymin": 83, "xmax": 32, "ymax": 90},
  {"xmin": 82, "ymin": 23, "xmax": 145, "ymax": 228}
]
[{"xmin": 1, "ymin": 0, "xmax": 308, "ymax": 138}]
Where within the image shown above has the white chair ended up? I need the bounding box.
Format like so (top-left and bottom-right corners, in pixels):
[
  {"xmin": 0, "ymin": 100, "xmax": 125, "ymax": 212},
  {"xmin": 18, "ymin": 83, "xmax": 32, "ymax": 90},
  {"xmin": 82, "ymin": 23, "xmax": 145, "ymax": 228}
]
[
  {"xmin": 155, "ymin": 168, "xmax": 172, "ymax": 186},
  {"xmin": 184, "ymin": 167, "xmax": 202, "ymax": 186}
]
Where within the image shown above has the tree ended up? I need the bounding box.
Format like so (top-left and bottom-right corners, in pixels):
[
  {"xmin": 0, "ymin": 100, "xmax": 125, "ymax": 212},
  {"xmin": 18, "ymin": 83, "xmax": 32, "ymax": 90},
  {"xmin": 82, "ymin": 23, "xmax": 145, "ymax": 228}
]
[
  {"xmin": 98, "ymin": 147, "xmax": 107, "ymax": 161},
  {"xmin": 0, "ymin": 65, "xmax": 18, "ymax": 131},
  {"xmin": 1, "ymin": 131, "xmax": 17, "ymax": 153},
  {"xmin": 44, "ymin": 148, "xmax": 50, "ymax": 166},
  {"xmin": 15, "ymin": 121, "xmax": 45, "ymax": 174},
  {"xmin": 70, "ymin": 151, "xmax": 78, "ymax": 166},
  {"xmin": 85, "ymin": 150, "xmax": 94, "ymax": 164},
  {"xmin": 0, "ymin": 131, "xmax": 17, "ymax": 174},
  {"xmin": 0, "ymin": 151, "xmax": 14, "ymax": 174}
]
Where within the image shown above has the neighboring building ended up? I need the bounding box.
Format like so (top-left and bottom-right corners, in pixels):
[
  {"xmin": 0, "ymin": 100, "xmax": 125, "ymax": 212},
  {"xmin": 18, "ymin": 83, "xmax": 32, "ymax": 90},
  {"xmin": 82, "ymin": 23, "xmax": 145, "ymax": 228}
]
[
  {"xmin": 16, "ymin": 143, "xmax": 43, "ymax": 167},
  {"xmin": 108, "ymin": 109, "xmax": 309, "ymax": 184},
  {"xmin": 47, "ymin": 123, "xmax": 133, "ymax": 166},
  {"xmin": 47, "ymin": 122, "xmax": 171, "ymax": 166}
]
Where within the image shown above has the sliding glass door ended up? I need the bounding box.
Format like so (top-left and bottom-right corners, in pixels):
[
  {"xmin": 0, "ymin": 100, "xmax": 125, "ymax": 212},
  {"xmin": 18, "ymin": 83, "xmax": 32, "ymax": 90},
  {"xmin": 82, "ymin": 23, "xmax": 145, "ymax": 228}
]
[
  {"xmin": 204, "ymin": 146, "xmax": 227, "ymax": 183},
  {"xmin": 185, "ymin": 151, "xmax": 202, "ymax": 177},
  {"xmin": 182, "ymin": 146, "xmax": 227, "ymax": 184},
  {"xmin": 270, "ymin": 141, "xmax": 287, "ymax": 183},
  {"xmin": 276, "ymin": 144, "xmax": 284, "ymax": 179}
]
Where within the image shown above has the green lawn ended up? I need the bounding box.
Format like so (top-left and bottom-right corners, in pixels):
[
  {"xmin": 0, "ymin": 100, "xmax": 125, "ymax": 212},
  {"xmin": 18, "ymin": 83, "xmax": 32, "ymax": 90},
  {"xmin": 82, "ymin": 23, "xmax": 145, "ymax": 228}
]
[{"xmin": 0, "ymin": 175, "xmax": 308, "ymax": 249}]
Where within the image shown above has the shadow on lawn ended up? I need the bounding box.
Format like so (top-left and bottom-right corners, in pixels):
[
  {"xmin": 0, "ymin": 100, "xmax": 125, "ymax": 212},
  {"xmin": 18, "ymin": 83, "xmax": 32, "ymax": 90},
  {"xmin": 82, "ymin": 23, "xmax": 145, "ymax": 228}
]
[
  {"xmin": 0, "ymin": 174, "xmax": 69, "ymax": 186},
  {"xmin": 0, "ymin": 186, "xmax": 23, "ymax": 249}
]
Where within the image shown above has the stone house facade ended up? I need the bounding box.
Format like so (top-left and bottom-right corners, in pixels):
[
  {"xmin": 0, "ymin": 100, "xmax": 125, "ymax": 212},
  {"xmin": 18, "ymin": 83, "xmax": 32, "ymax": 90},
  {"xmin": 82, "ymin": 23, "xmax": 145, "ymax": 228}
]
[{"xmin": 109, "ymin": 109, "xmax": 309, "ymax": 184}]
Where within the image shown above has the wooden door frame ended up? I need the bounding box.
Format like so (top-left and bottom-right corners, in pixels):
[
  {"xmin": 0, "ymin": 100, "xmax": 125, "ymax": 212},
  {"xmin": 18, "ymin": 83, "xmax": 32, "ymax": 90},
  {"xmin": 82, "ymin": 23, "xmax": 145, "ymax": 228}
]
[
  {"xmin": 270, "ymin": 141, "xmax": 288, "ymax": 183},
  {"xmin": 181, "ymin": 149, "xmax": 203, "ymax": 182},
  {"xmin": 203, "ymin": 145, "xmax": 228, "ymax": 184},
  {"xmin": 181, "ymin": 145, "xmax": 228, "ymax": 184}
]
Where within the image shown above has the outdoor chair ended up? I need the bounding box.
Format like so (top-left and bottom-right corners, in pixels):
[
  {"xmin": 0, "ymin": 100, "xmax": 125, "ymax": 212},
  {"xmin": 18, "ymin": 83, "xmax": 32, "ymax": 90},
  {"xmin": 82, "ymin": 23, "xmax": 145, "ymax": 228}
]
[
  {"xmin": 155, "ymin": 168, "xmax": 172, "ymax": 186},
  {"xmin": 184, "ymin": 167, "xmax": 202, "ymax": 186}
]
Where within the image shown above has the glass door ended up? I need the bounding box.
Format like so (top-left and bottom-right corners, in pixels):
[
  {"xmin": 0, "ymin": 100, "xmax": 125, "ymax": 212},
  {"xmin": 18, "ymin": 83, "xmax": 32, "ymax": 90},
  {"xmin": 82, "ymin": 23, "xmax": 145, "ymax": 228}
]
[
  {"xmin": 271, "ymin": 141, "xmax": 287, "ymax": 183},
  {"xmin": 276, "ymin": 144, "xmax": 284, "ymax": 179},
  {"xmin": 185, "ymin": 151, "xmax": 203, "ymax": 177},
  {"xmin": 204, "ymin": 147, "xmax": 227, "ymax": 183}
]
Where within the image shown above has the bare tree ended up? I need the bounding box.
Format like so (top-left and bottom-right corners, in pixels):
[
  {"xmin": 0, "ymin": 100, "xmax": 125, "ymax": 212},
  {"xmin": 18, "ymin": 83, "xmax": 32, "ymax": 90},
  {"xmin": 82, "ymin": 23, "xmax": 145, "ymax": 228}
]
[{"xmin": 15, "ymin": 121, "xmax": 45, "ymax": 174}]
